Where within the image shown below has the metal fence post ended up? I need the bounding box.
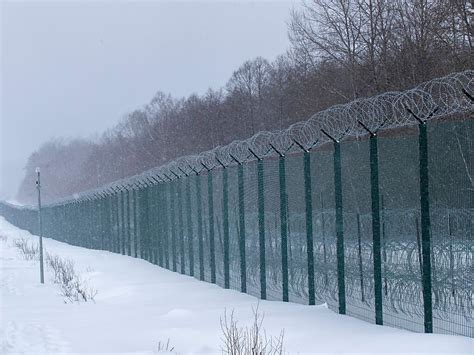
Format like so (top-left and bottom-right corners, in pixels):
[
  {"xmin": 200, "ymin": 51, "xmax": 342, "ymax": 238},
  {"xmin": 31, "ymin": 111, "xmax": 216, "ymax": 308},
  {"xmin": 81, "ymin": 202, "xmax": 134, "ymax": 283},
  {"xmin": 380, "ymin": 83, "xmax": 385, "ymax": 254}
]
[
  {"xmin": 162, "ymin": 182, "xmax": 170, "ymax": 268},
  {"xmin": 237, "ymin": 163, "xmax": 247, "ymax": 293},
  {"xmin": 126, "ymin": 189, "xmax": 132, "ymax": 256},
  {"xmin": 196, "ymin": 173, "xmax": 205, "ymax": 280},
  {"xmin": 150, "ymin": 184, "xmax": 158, "ymax": 264},
  {"xmin": 334, "ymin": 141, "xmax": 346, "ymax": 314},
  {"xmin": 257, "ymin": 158, "xmax": 266, "ymax": 300},
  {"xmin": 369, "ymin": 134, "xmax": 383, "ymax": 325},
  {"xmin": 222, "ymin": 166, "xmax": 230, "ymax": 289},
  {"xmin": 177, "ymin": 178, "xmax": 186, "ymax": 274},
  {"xmin": 186, "ymin": 176, "xmax": 194, "ymax": 277},
  {"xmin": 419, "ymin": 122, "xmax": 433, "ymax": 333},
  {"xmin": 170, "ymin": 181, "xmax": 177, "ymax": 271},
  {"xmin": 35, "ymin": 167, "xmax": 45, "ymax": 284},
  {"xmin": 303, "ymin": 151, "xmax": 315, "ymax": 305},
  {"xmin": 115, "ymin": 191, "xmax": 121, "ymax": 254},
  {"xmin": 207, "ymin": 169, "xmax": 216, "ymax": 284},
  {"xmin": 133, "ymin": 189, "xmax": 139, "ymax": 258},
  {"xmin": 279, "ymin": 154, "xmax": 289, "ymax": 302}
]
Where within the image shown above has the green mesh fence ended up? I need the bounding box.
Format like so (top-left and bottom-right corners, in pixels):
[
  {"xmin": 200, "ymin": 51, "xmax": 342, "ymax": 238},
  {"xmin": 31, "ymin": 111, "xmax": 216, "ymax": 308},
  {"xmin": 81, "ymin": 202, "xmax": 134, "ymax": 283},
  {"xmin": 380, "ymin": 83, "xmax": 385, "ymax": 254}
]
[{"xmin": 1, "ymin": 71, "xmax": 472, "ymax": 337}]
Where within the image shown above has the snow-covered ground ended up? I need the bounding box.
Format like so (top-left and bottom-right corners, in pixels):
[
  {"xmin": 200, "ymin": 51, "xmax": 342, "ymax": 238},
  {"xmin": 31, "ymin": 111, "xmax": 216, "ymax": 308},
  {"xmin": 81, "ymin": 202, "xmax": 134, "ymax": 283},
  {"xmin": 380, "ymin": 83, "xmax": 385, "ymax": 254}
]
[{"xmin": 0, "ymin": 217, "xmax": 472, "ymax": 354}]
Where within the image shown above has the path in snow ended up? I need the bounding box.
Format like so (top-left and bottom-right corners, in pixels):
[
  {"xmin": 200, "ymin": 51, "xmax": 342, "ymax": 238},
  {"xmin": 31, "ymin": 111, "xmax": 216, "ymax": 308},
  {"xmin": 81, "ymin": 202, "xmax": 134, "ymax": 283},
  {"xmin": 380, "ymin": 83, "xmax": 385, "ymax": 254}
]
[{"xmin": 0, "ymin": 216, "xmax": 472, "ymax": 354}]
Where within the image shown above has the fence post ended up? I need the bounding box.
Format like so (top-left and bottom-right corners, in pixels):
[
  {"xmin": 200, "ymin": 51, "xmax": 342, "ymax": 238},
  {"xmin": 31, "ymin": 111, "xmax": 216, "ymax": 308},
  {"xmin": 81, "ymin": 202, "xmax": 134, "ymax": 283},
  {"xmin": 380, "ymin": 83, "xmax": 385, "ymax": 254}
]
[
  {"xmin": 222, "ymin": 166, "xmax": 230, "ymax": 289},
  {"xmin": 35, "ymin": 168, "xmax": 45, "ymax": 284},
  {"xmin": 139, "ymin": 186, "xmax": 146, "ymax": 260},
  {"xmin": 278, "ymin": 153, "xmax": 289, "ymax": 302},
  {"xmin": 115, "ymin": 191, "xmax": 121, "ymax": 254},
  {"xmin": 369, "ymin": 134, "xmax": 383, "ymax": 325},
  {"xmin": 257, "ymin": 157, "xmax": 267, "ymax": 300},
  {"xmin": 196, "ymin": 173, "xmax": 205, "ymax": 280},
  {"xmin": 140, "ymin": 187, "xmax": 145, "ymax": 259},
  {"xmin": 108, "ymin": 194, "xmax": 112, "ymax": 252},
  {"xmin": 207, "ymin": 169, "xmax": 217, "ymax": 284},
  {"xmin": 170, "ymin": 181, "xmax": 177, "ymax": 271},
  {"xmin": 237, "ymin": 163, "xmax": 247, "ymax": 293},
  {"xmin": 99, "ymin": 197, "xmax": 105, "ymax": 250},
  {"xmin": 121, "ymin": 190, "xmax": 126, "ymax": 255},
  {"xmin": 151, "ymin": 184, "xmax": 159, "ymax": 264},
  {"xmin": 126, "ymin": 189, "xmax": 132, "ymax": 256},
  {"xmin": 145, "ymin": 185, "xmax": 151, "ymax": 262},
  {"xmin": 334, "ymin": 141, "xmax": 346, "ymax": 314},
  {"xmin": 157, "ymin": 183, "xmax": 164, "ymax": 267},
  {"xmin": 133, "ymin": 189, "xmax": 139, "ymax": 258},
  {"xmin": 321, "ymin": 128, "xmax": 347, "ymax": 316},
  {"xmin": 186, "ymin": 176, "xmax": 194, "ymax": 277},
  {"xmin": 419, "ymin": 122, "xmax": 433, "ymax": 333},
  {"xmin": 162, "ymin": 182, "xmax": 170, "ymax": 268},
  {"xmin": 136, "ymin": 188, "xmax": 142, "ymax": 258},
  {"xmin": 406, "ymin": 106, "xmax": 434, "ymax": 334},
  {"xmin": 177, "ymin": 177, "xmax": 186, "ymax": 274},
  {"xmin": 303, "ymin": 151, "xmax": 315, "ymax": 305}
]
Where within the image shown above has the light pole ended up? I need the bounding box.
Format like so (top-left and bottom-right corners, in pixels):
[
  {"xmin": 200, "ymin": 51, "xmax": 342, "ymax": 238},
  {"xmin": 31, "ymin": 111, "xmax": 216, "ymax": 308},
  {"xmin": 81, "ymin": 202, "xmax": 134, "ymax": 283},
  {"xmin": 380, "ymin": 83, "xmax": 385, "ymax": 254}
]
[{"xmin": 36, "ymin": 167, "xmax": 44, "ymax": 284}]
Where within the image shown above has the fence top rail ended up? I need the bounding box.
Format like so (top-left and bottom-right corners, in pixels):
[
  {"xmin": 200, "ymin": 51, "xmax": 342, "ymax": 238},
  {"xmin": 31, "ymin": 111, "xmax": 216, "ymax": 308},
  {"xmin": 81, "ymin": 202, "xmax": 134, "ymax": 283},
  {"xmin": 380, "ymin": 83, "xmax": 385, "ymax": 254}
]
[{"xmin": 4, "ymin": 70, "xmax": 474, "ymax": 208}]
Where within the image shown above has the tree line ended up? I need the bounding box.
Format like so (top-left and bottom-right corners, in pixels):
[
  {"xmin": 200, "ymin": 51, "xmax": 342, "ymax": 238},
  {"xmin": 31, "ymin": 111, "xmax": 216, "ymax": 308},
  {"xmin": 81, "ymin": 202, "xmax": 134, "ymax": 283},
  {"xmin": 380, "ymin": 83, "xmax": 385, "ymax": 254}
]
[{"xmin": 17, "ymin": 0, "xmax": 472, "ymax": 204}]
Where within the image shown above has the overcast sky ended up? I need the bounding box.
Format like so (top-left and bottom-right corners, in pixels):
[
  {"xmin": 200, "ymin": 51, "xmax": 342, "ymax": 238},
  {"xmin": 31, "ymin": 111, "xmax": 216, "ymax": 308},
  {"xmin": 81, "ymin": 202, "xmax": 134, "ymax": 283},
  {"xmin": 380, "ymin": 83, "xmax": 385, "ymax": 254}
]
[{"xmin": 0, "ymin": 0, "xmax": 298, "ymax": 201}]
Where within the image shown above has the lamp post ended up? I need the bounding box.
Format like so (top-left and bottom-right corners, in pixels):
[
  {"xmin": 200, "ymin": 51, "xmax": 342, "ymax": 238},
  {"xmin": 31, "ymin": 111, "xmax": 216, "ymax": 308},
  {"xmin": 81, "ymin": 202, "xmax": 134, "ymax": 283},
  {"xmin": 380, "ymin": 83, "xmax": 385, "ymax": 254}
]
[{"xmin": 36, "ymin": 167, "xmax": 44, "ymax": 284}]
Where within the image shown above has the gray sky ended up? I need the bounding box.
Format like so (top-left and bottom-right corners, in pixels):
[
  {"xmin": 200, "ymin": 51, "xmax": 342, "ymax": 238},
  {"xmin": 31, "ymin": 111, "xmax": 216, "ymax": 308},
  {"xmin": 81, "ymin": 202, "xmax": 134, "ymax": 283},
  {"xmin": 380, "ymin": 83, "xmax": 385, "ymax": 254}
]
[{"xmin": 0, "ymin": 0, "xmax": 297, "ymax": 200}]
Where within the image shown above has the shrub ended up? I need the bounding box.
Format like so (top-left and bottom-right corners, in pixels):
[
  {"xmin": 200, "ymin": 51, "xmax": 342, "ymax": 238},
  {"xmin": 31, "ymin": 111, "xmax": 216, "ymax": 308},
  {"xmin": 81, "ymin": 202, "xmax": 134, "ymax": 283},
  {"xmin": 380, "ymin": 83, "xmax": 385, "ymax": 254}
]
[
  {"xmin": 156, "ymin": 339, "xmax": 175, "ymax": 353},
  {"xmin": 220, "ymin": 304, "xmax": 285, "ymax": 355},
  {"xmin": 14, "ymin": 237, "xmax": 39, "ymax": 260},
  {"xmin": 45, "ymin": 253, "xmax": 97, "ymax": 303}
]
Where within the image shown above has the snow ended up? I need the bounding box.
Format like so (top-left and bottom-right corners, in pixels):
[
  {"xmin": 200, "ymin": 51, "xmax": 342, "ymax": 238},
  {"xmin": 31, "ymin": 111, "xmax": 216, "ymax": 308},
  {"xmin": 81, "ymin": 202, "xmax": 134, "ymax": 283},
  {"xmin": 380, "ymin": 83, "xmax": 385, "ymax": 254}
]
[{"xmin": 0, "ymin": 216, "xmax": 472, "ymax": 354}]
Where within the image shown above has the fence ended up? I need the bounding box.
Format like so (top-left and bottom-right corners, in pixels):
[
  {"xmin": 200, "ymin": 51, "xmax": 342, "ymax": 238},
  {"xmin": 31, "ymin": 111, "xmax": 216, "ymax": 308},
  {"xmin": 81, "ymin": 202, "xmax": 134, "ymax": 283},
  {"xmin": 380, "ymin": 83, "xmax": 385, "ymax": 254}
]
[{"xmin": 1, "ymin": 70, "xmax": 472, "ymax": 337}]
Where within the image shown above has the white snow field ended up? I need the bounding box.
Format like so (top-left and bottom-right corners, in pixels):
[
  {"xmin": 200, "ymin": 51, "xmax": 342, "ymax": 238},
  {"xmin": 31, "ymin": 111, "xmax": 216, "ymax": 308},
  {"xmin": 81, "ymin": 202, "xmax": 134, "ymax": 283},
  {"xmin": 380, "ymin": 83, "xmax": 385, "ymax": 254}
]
[{"xmin": 0, "ymin": 217, "xmax": 472, "ymax": 354}]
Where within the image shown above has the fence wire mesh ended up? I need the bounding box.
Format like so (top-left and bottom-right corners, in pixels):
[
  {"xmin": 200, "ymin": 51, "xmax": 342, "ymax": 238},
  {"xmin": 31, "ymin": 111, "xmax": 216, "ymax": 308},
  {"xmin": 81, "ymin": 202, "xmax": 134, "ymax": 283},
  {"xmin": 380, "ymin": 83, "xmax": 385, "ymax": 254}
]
[{"xmin": 1, "ymin": 70, "xmax": 472, "ymax": 337}]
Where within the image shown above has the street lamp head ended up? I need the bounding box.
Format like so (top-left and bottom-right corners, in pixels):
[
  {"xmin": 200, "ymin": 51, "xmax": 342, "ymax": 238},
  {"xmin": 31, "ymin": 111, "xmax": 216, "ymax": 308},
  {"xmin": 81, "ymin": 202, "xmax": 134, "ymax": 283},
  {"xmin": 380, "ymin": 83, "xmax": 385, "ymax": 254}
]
[{"xmin": 35, "ymin": 167, "xmax": 41, "ymax": 173}]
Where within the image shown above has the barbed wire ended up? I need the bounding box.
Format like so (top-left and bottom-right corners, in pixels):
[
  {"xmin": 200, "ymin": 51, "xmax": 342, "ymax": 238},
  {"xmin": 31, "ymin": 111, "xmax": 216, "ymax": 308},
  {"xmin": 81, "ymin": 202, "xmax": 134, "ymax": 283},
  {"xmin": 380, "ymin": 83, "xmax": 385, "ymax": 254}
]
[{"xmin": 7, "ymin": 69, "xmax": 474, "ymax": 208}]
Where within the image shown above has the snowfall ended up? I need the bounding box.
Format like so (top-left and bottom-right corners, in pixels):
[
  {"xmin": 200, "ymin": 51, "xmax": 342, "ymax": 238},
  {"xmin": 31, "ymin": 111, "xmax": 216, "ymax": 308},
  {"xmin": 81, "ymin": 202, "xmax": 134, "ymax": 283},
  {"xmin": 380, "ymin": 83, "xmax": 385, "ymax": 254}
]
[{"xmin": 0, "ymin": 217, "xmax": 472, "ymax": 354}]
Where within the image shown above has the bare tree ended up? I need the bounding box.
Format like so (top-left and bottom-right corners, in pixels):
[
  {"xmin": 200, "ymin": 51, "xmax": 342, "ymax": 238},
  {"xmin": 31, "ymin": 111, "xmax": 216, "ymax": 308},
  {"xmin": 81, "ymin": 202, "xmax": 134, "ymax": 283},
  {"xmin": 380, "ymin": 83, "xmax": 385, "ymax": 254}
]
[{"xmin": 290, "ymin": 0, "xmax": 366, "ymax": 98}]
